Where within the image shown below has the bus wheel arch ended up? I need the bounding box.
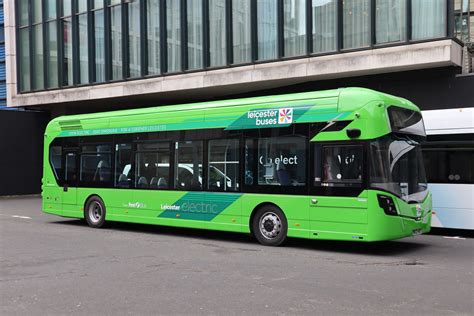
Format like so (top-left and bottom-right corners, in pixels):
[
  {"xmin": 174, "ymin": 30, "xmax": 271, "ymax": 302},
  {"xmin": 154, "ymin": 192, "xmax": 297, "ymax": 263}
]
[
  {"xmin": 250, "ymin": 203, "xmax": 288, "ymax": 246},
  {"xmin": 84, "ymin": 195, "xmax": 107, "ymax": 228}
]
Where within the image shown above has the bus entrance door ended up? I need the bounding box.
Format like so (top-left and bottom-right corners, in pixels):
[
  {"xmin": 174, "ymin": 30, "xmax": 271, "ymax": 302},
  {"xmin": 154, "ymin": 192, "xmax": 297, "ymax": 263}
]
[{"xmin": 62, "ymin": 151, "xmax": 78, "ymax": 215}]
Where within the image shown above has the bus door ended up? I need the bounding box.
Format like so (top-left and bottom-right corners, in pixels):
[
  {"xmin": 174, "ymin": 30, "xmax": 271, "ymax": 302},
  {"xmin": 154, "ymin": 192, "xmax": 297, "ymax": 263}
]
[
  {"xmin": 62, "ymin": 150, "xmax": 78, "ymax": 206},
  {"xmin": 310, "ymin": 144, "xmax": 368, "ymax": 232}
]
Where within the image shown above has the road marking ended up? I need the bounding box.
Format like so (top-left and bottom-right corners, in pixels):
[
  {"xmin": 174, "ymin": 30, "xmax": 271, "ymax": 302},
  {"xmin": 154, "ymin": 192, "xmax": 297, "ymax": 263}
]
[
  {"xmin": 443, "ymin": 236, "xmax": 466, "ymax": 240},
  {"xmin": 11, "ymin": 215, "xmax": 32, "ymax": 219}
]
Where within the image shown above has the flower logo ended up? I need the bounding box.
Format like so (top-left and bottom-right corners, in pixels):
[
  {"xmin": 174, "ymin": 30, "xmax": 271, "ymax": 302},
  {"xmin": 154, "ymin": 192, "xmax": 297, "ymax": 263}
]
[{"xmin": 278, "ymin": 108, "xmax": 293, "ymax": 124}]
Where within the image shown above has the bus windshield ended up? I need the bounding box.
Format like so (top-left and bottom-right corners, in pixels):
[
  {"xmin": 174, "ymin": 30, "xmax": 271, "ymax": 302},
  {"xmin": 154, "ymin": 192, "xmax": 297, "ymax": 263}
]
[{"xmin": 370, "ymin": 135, "xmax": 428, "ymax": 203}]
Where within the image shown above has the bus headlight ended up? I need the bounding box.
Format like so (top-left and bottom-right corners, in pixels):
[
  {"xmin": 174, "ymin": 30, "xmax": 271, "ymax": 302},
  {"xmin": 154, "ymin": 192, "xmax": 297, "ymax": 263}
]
[{"xmin": 377, "ymin": 194, "xmax": 398, "ymax": 216}]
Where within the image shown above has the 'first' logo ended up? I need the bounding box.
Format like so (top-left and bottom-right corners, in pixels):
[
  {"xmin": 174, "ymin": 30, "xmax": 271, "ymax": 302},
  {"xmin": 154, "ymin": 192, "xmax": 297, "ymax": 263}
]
[{"xmin": 278, "ymin": 108, "xmax": 293, "ymax": 124}]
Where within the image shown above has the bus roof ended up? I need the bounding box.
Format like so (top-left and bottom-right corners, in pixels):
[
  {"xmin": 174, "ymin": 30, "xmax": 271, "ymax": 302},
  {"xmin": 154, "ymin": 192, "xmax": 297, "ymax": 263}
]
[{"xmin": 46, "ymin": 87, "xmax": 419, "ymax": 138}]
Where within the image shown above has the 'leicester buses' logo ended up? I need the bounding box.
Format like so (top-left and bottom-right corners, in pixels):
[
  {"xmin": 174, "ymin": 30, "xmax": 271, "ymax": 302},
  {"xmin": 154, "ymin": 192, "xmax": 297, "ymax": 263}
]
[{"xmin": 279, "ymin": 108, "xmax": 293, "ymax": 124}]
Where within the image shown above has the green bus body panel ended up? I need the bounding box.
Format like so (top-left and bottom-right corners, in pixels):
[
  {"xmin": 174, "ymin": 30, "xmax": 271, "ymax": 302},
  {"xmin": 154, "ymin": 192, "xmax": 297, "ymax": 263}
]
[{"xmin": 42, "ymin": 88, "xmax": 431, "ymax": 242}]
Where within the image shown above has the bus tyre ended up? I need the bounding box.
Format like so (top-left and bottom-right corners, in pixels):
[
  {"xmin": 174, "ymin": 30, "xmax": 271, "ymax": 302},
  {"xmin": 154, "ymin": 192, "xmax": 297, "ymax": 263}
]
[
  {"xmin": 252, "ymin": 206, "xmax": 287, "ymax": 246},
  {"xmin": 84, "ymin": 196, "xmax": 107, "ymax": 228}
]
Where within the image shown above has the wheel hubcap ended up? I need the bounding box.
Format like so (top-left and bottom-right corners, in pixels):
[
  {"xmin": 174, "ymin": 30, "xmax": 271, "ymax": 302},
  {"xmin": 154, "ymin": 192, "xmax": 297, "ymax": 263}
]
[
  {"xmin": 88, "ymin": 201, "xmax": 103, "ymax": 224},
  {"xmin": 259, "ymin": 212, "xmax": 282, "ymax": 240}
]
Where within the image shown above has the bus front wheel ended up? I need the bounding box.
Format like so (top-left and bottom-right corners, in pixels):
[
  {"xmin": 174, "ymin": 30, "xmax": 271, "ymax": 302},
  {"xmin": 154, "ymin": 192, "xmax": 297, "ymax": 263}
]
[
  {"xmin": 84, "ymin": 196, "xmax": 107, "ymax": 228},
  {"xmin": 252, "ymin": 206, "xmax": 287, "ymax": 246}
]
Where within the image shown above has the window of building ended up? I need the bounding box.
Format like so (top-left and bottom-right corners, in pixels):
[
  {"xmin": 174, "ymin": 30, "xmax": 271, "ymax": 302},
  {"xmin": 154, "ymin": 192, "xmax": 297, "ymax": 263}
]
[
  {"xmin": 46, "ymin": 9, "xmax": 59, "ymax": 88},
  {"xmin": 93, "ymin": 5, "xmax": 106, "ymax": 82},
  {"xmin": 321, "ymin": 145, "xmax": 363, "ymax": 186},
  {"xmin": 19, "ymin": 28, "xmax": 30, "ymax": 91},
  {"xmin": 147, "ymin": 0, "xmax": 161, "ymax": 75},
  {"xmin": 232, "ymin": 0, "xmax": 251, "ymax": 64},
  {"xmin": 312, "ymin": 0, "xmax": 337, "ymax": 53},
  {"xmin": 187, "ymin": 0, "xmax": 203, "ymax": 70},
  {"xmin": 412, "ymin": 0, "xmax": 446, "ymax": 40},
  {"xmin": 129, "ymin": 0, "xmax": 141, "ymax": 77},
  {"xmin": 167, "ymin": 0, "xmax": 181, "ymax": 73},
  {"xmin": 257, "ymin": 0, "xmax": 278, "ymax": 61},
  {"xmin": 18, "ymin": 0, "xmax": 29, "ymax": 27},
  {"xmin": 115, "ymin": 143, "xmax": 133, "ymax": 188},
  {"xmin": 208, "ymin": 139, "xmax": 239, "ymax": 192},
  {"xmin": 77, "ymin": 6, "xmax": 89, "ymax": 84},
  {"xmin": 33, "ymin": 24, "xmax": 44, "ymax": 90},
  {"xmin": 283, "ymin": 0, "xmax": 306, "ymax": 57},
  {"xmin": 175, "ymin": 141, "xmax": 203, "ymax": 190},
  {"xmin": 343, "ymin": 0, "xmax": 370, "ymax": 49},
  {"xmin": 209, "ymin": 0, "xmax": 227, "ymax": 67},
  {"xmin": 376, "ymin": 0, "xmax": 406, "ymax": 44},
  {"xmin": 136, "ymin": 142, "xmax": 170, "ymax": 189},
  {"xmin": 80, "ymin": 144, "xmax": 112, "ymax": 184},
  {"xmin": 110, "ymin": 2, "xmax": 123, "ymax": 80},
  {"xmin": 257, "ymin": 136, "xmax": 306, "ymax": 186},
  {"xmin": 61, "ymin": 2, "xmax": 73, "ymax": 86}
]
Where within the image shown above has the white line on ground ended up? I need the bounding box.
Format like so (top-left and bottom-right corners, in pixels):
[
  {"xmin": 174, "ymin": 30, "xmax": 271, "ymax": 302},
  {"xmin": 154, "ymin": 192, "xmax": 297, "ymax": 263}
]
[
  {"xmin": 10, "ymin": 215, "xmax": 32, "ymax": 219},
  {"xmin": 443, "ymin": 236, "xmax": 466, "ymax": 240}
]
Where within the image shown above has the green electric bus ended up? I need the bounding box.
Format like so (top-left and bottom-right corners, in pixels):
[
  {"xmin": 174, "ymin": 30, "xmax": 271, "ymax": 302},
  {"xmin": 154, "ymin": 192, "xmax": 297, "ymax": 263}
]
[{"xmin": 42, "ymin": 88, "xmax": 432, "ymax": 246}]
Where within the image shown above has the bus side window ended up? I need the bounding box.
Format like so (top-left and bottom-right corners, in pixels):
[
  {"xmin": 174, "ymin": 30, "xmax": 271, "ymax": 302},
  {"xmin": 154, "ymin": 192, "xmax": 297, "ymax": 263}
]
[
  {"xmin": 115, "ymin": 143, "xmax": 133, "ymax": 188},
  {"xmin": 175, "ymin": 141, "xmax": 203, "ymax": 190},
  {"xmin": 50, "ymin": 145, "xmax": 63, "ymax": 182},
  {"xmin": 321, "ymin": 145, "xmax": 363, "ymax": 187}
]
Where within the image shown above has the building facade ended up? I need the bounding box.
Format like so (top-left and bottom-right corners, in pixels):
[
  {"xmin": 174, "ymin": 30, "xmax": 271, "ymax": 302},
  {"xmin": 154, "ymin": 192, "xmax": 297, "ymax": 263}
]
[
  {"xmin": 4, "ymin": 0, "xmax": 473, "ymax": 115},
  {"xmin": 0, "ymin": 0, "xmax": 6, "ymax": 108}
]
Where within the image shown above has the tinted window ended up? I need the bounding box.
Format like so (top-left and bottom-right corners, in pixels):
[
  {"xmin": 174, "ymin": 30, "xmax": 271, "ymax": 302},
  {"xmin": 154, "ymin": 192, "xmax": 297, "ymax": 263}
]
[
  {"xmin": 136, "ymin": 142, "xmax": 170, "ymax": 189},
  {"xmin": 115, "ymin": 143, "xmax": 133, "ymax": 188},
  {"xmin": 388, "ymin": 106, "xmax": 426, "ymax": 137},
  {"xmin": 80, "ymin": 144, "xmax": 112, "ymax": 184},
  {"xmin": 257, "ymin": 136, "xmax": 306, "ymax": 186},
  {"xmin": 50, "ymin": 146, "xmax": 62, "ymax": 181},
  {"xmin": 208, "ymin": 139, "xmax": 239, "ymax": 191},
  {"xmin": 175, "ymin": 141, "xmax": 203, "ymax": 190},
  {"xmin": 322, "ymin": 145, "xmax": 363, "ymax": 186}
]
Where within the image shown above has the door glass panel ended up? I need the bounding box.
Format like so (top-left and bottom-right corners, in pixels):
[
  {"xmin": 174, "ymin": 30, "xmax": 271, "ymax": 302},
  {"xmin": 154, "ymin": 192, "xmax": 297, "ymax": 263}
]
[
  {"xmin": 208, "ymin": 139, "xmax": 239, "ymax": 191},
  {"xmin": 175, "ymin": 141, "xmax": 203, "ymax": 190}
]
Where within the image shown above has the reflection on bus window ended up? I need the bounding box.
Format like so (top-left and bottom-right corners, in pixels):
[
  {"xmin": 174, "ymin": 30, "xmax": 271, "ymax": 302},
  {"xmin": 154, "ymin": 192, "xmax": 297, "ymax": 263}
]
[
  {"xmin": 257, "ymin": 136, "xmax": 306, "ymax": 186},
  {"xmin": 175, "ymin": 141, "xmax": 203, "ymax": 190},
  {"xmin": 208, "ymin": 139, "xmax": 239, "ymax": 191},
  {"xmin": 80, "ymin": 144, "xmax": 111, "ymax": 183},
  {"xmin": 323, "ymin": 146, "xmax": 362, "ymax": 186},
  {"xmin": 135, "ymin": 142, "xmax": 170, "ymax": 189}
]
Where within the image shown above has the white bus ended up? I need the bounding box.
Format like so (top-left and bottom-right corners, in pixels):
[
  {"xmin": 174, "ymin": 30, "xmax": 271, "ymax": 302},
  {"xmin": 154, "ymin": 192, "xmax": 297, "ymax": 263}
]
[{"xmin": 422, "ymin": 108, "xmax": 474, "ymax": 230}]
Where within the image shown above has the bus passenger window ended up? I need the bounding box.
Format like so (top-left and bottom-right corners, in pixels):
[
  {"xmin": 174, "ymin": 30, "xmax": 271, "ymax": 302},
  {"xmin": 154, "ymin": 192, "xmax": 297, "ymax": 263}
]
[
  {"xmin": 115, "ymin": 143, "xmax": 132, "ymax": 188},
  {"xmin": 322, "ymin": 145, "xmax": 363, "ymax": 186},
  {"xmin": 50, "ymin": 146, "xmax": 63, "ymax": 181},
  {"xmin": 135, "ymin": 142, "xmax": 170, "ymax": 189},
  {"xmin": 80, "ymin": 145, "xmax": 112, "ymax": 184},
  {"xmin": 208, "ymin": 139, "xmax": 239, "ymax": 192},
  {"xmin": 175, "ymin": 141, "xmax": 203, "ymax": 190},
  {"xmin": 257, "ymin": 136, "xmax": 306, "ymax": 186}
]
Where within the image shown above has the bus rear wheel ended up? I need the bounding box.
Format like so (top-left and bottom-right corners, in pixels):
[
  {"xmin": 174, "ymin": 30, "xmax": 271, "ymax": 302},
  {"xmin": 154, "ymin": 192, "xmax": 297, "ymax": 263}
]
[
  {"xmin": 84, "ymin": 196, "xmax": 107, "ymax": 228},
  {"xmin": 252, "ymin": 206, "xmax": 287, "ymax": 246}
]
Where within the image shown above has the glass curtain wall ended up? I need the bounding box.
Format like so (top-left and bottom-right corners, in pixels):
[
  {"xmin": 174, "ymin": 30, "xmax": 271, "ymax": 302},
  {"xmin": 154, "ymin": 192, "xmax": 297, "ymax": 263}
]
[
  {"xmin": 376, "ymin": 0, "xmax": 406, "ymax": 44},
  {"xmin": 283, "ymin": 0, "xmax": 306, "ymax": 57},
  {"xmin": 257, "ymin": 0, "xmax": 278, "ymax": 60},
  {"xmin": 77, "ymin": 2, "xmax": 89, "ymax": 84},
  {"xmin": 110, "ymin": 2, "xmax": 123, "ymax": 80},
  {"xmin": 232, "ymin": 0, "xmax": 251, "ymax": 64},
  {"xmin": 62, "ymin": 1, "xmax": 73, "ymax": 86},
  {"xmin": 46, "ymin": 0, "xmax": 58, "ymax": 88},
  {"xmin": 312, "ymin": 0, "xmax": 337, "ymax": 53},
  {"xmin": 93, "ymin": 3, "xmax": 106, "ymax": 82},
  {"xmin": 187, "ymin": 0, "xmax": 203, "ymax": 70},
  {"xmin": 167, "ymin": 0, "xmax": 181, "ymax": 73},
  {"xmin": 412, "ymin": 0, "xmax": 446, "ymax": 40},
  {"xmin": 209, "ymin": 0, "xmax": 226, "ymax": 67},
  {"xmin": 32, "ymin": 0, "xmax": 44, "ymax": 90},
  {"xmin": 147, "ymin": 0, "xmax": 160, "ymax": 75},
  {"xmin": 343, "ymin": 0, "xmax": 370, "ymax": 49},
  {"xmin": 129, "ymin": 0, "xmax": 141, "ymax": 77}
]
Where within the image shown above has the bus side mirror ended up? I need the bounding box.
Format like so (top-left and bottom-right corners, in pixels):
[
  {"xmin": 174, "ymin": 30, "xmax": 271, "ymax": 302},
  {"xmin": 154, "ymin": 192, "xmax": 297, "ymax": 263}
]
[{"xmin": 346, "ymin": 128, "xmax": 361, "ymax": 138}]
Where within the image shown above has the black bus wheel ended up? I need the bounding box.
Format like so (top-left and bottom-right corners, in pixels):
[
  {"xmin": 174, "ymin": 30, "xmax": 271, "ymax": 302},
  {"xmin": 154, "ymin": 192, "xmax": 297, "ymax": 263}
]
[
  {"xmin": 84, "ymin": 196, "xmax": 107, "ymax": 228},
  {"xmin": 252, "ymin": 206, "xmax": 287, "ymax": 246}
]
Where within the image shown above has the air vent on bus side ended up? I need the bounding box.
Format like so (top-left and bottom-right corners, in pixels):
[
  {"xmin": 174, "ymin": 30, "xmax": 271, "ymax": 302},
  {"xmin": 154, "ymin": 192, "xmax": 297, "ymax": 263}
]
[{"xmin": 58, "ymin": 120, "xmax": 83, "ymax": 131}]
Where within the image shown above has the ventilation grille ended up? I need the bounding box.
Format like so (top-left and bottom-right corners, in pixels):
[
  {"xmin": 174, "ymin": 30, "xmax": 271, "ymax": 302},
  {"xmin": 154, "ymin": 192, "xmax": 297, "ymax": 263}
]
[{"xmin": 58, "ymin": 120, "xmax": 83, "ymax": 131}]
